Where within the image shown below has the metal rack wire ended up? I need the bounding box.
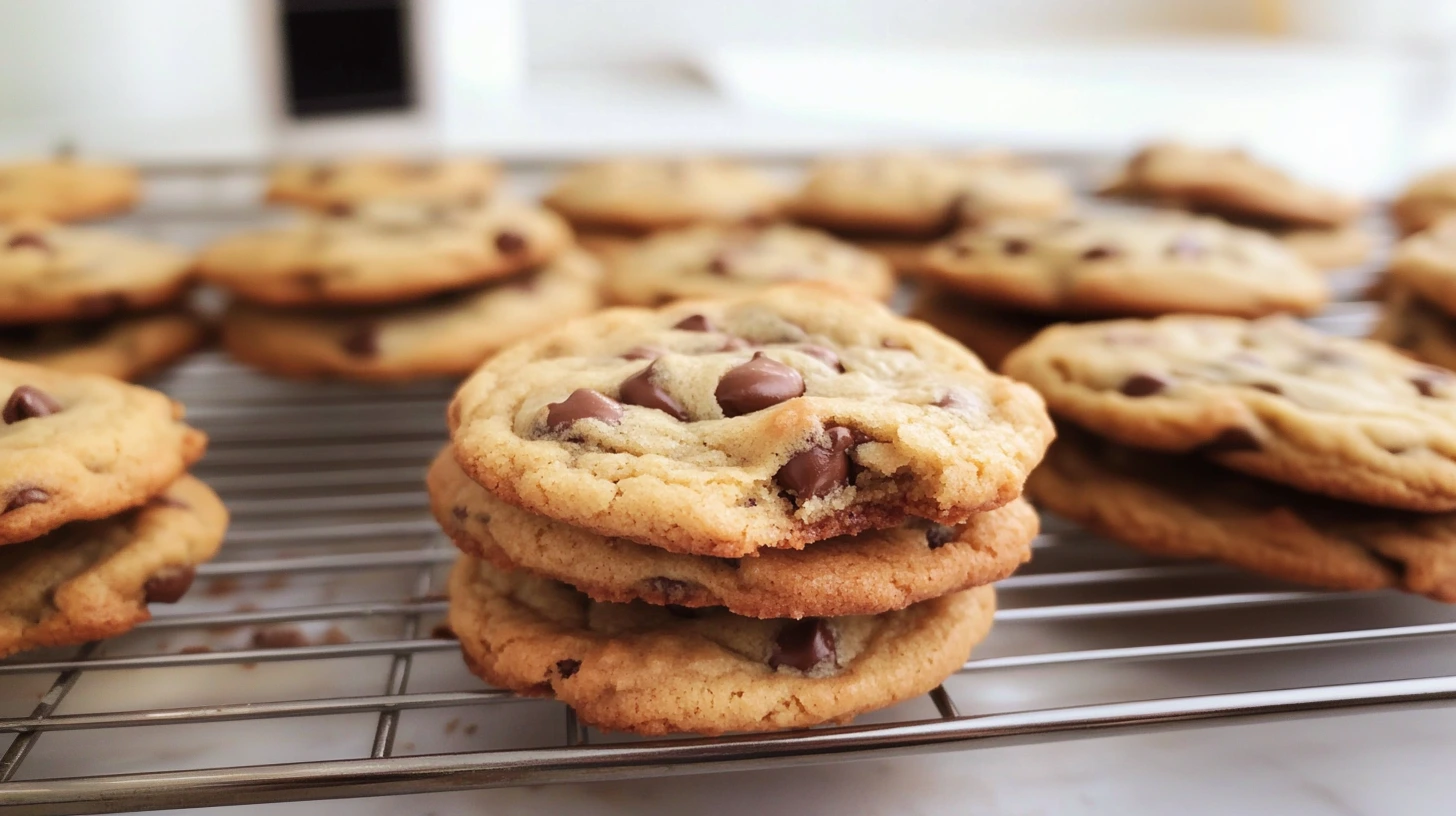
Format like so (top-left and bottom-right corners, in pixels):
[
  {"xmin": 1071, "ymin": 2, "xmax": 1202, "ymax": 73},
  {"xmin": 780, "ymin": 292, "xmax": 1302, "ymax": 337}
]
[{"xmin": 2, "ymin": 160, "xmax": 1455, "ymax": 815}]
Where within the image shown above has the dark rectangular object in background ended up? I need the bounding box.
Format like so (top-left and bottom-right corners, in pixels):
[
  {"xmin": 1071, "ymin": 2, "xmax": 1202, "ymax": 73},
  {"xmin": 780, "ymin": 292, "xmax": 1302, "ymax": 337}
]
[{"xmin": 280, "ymin": 0, "xmax": 416, "ymax": 118}]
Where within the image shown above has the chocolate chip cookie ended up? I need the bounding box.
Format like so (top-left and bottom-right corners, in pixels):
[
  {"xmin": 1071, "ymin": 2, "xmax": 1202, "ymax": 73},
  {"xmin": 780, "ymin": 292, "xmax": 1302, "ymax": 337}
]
[
  {"xmin": 221, "ymin": 251, "xmax": 602, "ymax": 381},
  {"xmin": 1382, "ymin": 218, "xmax": 1456, "ymax": 317},
  {"xmin": 1277, "ymin": 223, "xmax": 1374, "ymax": 271},
  {"xmin": 543, "ymin": 158, "xmax": 785, "ymax": 233},
  {"xmin": 790, "ymin": 151, "xmax": 1072, "ymax": 239},
  {"xmin": 1004, "ymin": 315, "xmax": 1456, "ymax": 511},
  {"xmin": 1371, "ymin": 285, "xmax": 1456, "ymax": 371},
  {"xmin": 1031, "ymin": 429, "xmax": 1456, "ymax": 602},
  {"xmin": 429, "ymin": 448, "xmax": 1034, "ymax": 618},
  {"xmin": 0, "ymin": 360, "xmax": 207, "ymax": 545},
  {"xmin": 921, "ymin": 213, "xmax": 1328, "ymax": 318},
  {"xmin": 1393, "ymin": 168, "xmax": 1456, "ymax": 235},
  {"xmin": 265, "ymin": 157, "xmax": 500, "ymax": 211},
  {"xmin": 0, "ymin": 220, "xmax": 193, "ymax": 324},
  {"xmin": 0, "ymin": 475, "xmax": 228, "ymax": 657},
  {"xmin": 450, "ymin": 287, "xmax": 1054, "ymax": 557},
  {"xmin": 1103, "ymin": 143, "xmax": 1362, "ymax": 229},
  {"xmin": 605, "ymin": 224, "xmax": 895, "ymax": 306},
  {"xmin": 0, "ymin": 311, "xmax": 207, "ymax": 381},
  {"xmin": 196, "ymin": 198, "xmax": 571, "ymax": 307},
  {"xmin": 0, "ymin": 158, "xmax": 139, "ymax": 222},
  {"xmin": 448, "ymin": 557, "xmax": 994, "ymax": 735}
]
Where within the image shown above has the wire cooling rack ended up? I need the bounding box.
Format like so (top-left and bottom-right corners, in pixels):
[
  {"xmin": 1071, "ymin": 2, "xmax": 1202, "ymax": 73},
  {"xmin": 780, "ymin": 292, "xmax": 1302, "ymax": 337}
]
[{"xmin": 3, "ymin": 160, "xmax": 1456, "ymax": 815}]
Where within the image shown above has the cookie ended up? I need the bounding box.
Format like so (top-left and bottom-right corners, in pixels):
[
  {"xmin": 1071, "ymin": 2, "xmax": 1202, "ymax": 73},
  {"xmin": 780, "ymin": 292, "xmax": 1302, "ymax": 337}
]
[
  {"xmin": 1031, "ymin": 429, "xmax": 1456, "ymax": 602},
  {"xmin": 1393, "ymin": 169, "xmax": 1456, "ymax": 235},
  {"xmin": 1003, "ymin": 315, "xmax": 1456, "ymax": 511},
  {"xmin": 220, "ymin": 251, "xmax": 603, "ymax": 382},
  {"xmin": 908, "ymin": 284, "xmax": 1053, "ymax": 371},
  {"xmin": 449, "ymin": 287, "xmax": 1054, "ymax": 557},
  {"xmin": 197, "ymin": 198, "xmax": 572, "ymax": 307},
  {"xmin": 428, "ymin": 448, "xmax": 1034, "ymax": 619},
  {"xmin": 1277, "ymin": 223, "xmax": 1375, "ymax": 271},
  {"xmin": 0, "ymin": 475, "xmax": 228, "ymax": 657},
  {"xmin": 0, "ymin": 311, "xmax": 207, "ymax": 381},
  {"xmin": 0, "ymin": 359, "xmax": 207, "ymax": 545},
  {"xmin": 0, "ymin": 158, "xmax": 139, "ymax": 222},
  {"xmin": 1103, "ymin": 143, "xmax": 1361, "ymax": 229},
  {"xmin": 265, "ymin": 157, "xmax": 499, "ymax": 211},
  {"xmin": 605, "ymin": 224, "xmax": 895, "ymax": 306},
  {"xmin": 1382, "ymin": 218, "xmax": 1456, "ymax": 316},
  {"xmin": 920, "ymin": 213, "xmax": 1328, "ymax": 318},
  {"xmin": 0, "ymin": 220, "xmax": 193, "ymax": 324},
  {"xmin": 790, "ymin": 151, "xmax": 1071, "ymax": 239},
  {"xmin": 448, "ymin": 556, "xmax": 994, "ymax": 735},
  {"xmin": 543, "ymin": 158, "xmax": 785, "ymax": 233},
  {"xmin": 1371, "ymin": 285, "xmax": 1456, "ymax": 371}
]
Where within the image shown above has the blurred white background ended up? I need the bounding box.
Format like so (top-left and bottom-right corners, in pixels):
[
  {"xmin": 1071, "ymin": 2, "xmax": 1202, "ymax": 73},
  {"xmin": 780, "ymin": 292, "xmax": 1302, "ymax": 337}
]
[{"xmin": 5, "ymin": 0, "xmax": 1456, "ymax": 191}]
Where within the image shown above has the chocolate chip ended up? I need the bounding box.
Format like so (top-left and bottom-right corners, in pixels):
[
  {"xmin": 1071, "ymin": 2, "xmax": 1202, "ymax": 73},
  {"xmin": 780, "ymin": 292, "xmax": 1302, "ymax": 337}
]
[
  {"xmin": 769, "ymin": 618, "xmax": 836, "ymax": 672},
  {"xmin": 619, "ymin": 361, "xmax": 688, "ymax": 420},
  {"xmin": 1200, "ymin": 427, "xmax": 1262, "ymax": 454},
  {"xmin": 1412, "ymin": 371, "xmax": 1451, "ymax": 397},
  {"xmin": 1002, "ymin": 238, "xmax": 1030, "ymax": 255},
  {"xmin": 494, "ymin": 230, "xmax": 527, "ymax": 255},
  {"xmin": 451, "ymin": 505, "xmax": 468, "ymax": 521},
  {"xmin": 715, "ymin": 352, "xmax": 805, "ymax": 417},
  {"xmin": 776, "ymin": 426, "xmax": 856, "ymax": 502},
  {"xmin": 143, "ymin": 565, "xmax": 197, "ymax": 604},
  {"xmin": 644, "ymin": 577, "xmax": 692, "ymax": 603},
  {"xmin": 707, "ymin": 253, "xmax": 731, "ymax": 276},
  {"xmin": 1166, "ymin": 235, "xmax": 1205, "ymax": 258},
  {"xmin": 555, "ymin": 658, "xmax": 581, "ymax": 679},
  {"xmin": 1081, "ymin": 245, "xmax": 1118, "ymax": 261},
  {"xmin": 325, "ymin": 203, "xmax": 353, "ymax": 217},
  {"xmin": 341, "ymin": 325, "xmax": 378, "ymax": 358},
  {"xmin": 4, "ymin": 386, "xmax": 62, "ymax": 424},
  {"xmin": 622, "ymin": 345, "xmax": 665, "ymax": 361},
  {"xmin": 926, "ymin": 524, "xmax": 958, "ymax": 549},
  {"xmin": 6, "ymin": 233, "xmax": 50, "ymax": 252},
  {"xmin": 674, "ymin": 314, "xmax": 714, "ymax": 332},
  {"xmin": 1251, "ymin": 383, "xmax": 1283, "ymax": 395},
  {"xmin": 545, "ymin": 389, "xmax": 624, "ymax": 432},
  {"xmin": 797, "ymin": 344, "xmax": 843, "ymax": 372},
  {"xmin": 4, "ymin": 488, "xmax": 48, "ymax": 513},
  {"xmin": 936, "ymin": 388, "xmax": 983, "ymax": 413},
  {"xmin": 1120, "ymin": 373, "xmax": 1168, "ymax": 397}
]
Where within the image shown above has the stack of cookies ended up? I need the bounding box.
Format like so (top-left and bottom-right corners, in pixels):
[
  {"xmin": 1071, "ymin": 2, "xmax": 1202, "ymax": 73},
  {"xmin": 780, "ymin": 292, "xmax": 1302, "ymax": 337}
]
[
  {"xmin": 0, "ymin": 360, "xmax": 226, "ymax": 656},
  {"xmin": 0, "ymin": 218, "xmax": 207, "ymax": 381},
  {"xmin": 1004, "ymin": 315, "xmax": 1456, "ymax": 601},
  {"xmin": 430, "ymin": 287, "xmax": 1054, "ymax": 734},
  {"xmin": 1101, "ymin": 142, "xmax": 1370, "ymax": 270},
  {"xmin": 1372, "ymin": 220, "xmax": 1456, "ymax": 370},
  {"xmin": 197, "ymin": 196, "xmax": 601, "ymax": 381}
]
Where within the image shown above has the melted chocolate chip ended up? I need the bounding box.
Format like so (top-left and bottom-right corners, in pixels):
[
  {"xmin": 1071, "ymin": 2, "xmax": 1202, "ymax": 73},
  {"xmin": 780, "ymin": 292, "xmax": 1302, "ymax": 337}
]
[
  {"xmin": 495, "ymin": 230, "xmax": 527, "ymax": 255},
  {"xmin": 1200, "ymin": 427, "xmax": 1262, "ymax": 454},
  {"xmin": 674, "ymin": 314, "xmax": 714, "ymax": 332},
  {"xmin": 926, "ymin": 524, "xmax": 958, "ymax": 549},
  {"xmin": 325, "ymin": 203, "xmax": 353, "ymax": 217},
  {"xmin": 6, "ymin": 233, "xmax": 50, "ymax": 252},
  {"xmin": 4, "ymin": 488, "xmax": 49, "ymax": 513},
  {"xmin": 451, "ymin": 505, "xmax": 469, "ymax": 521},
  {"xmin": 555, "ymin": 658, "xmax": 581, "ymax": 679},
  {"xmin": 1081, "ymin": 245, "xmax": 1118, "ymax": 261},
  {"xmin": 622, "ymin": 345, "xmax": 665, "ymax": 361},
  {"xmin": 715, "ymin": 352, "xmax": 805, "ymax": 417},
  {"xmin": 1412, "ymin": 371, "xmax": 1451, "ymax": 397},
  {"xmin": 707, "ymin": 253, "xmax": 731, "ymax": 276},
  {"xmin": 619, "ymin": 361, "xmax": 688, "ymax": 420},
  {"xmin": 769, "ymin": 618, "xmax": 836, "ymax": 672},
  {"xmin": 143, "ymin": 565, "xmax": 197, "ymax": 604},
  {"xmin": 1120, "ymin": 373, "xmax": 1168, "ymax": 397},
  {"xmin": 798, "ymin": 344, "xmax": 844, "ymax": 372},
  {"xmin": 1251, "ymin": 382, "xmax": 1283, "ymax": 395},
  {"xmin": 1002, "ymin": 238, "xmax": 1030, "ymax": 255},
  {"xmin": 776, "ymin": 426, "xmax": 856, "ymax": 502},
  {"xmin": 4, "ymin": 385, "xmax": 62, "ymax": 424},
  {"xmin": 545, "ymin": 389, "xmax": 624, "ymax": 431},
  {"xmin": 341, "ymin": 325, "xmax": 379, "ymax": 358},
  {"xmin": 936, "ymin": 388, "xmax": 983, "ymax": 413}
]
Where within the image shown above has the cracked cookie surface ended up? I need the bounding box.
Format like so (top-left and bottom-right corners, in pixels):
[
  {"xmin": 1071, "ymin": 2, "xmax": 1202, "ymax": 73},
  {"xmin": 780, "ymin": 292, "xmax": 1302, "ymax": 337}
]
[{"xmin": 449, "ymin": 287, "xmax": 1054, "ymax": 557}]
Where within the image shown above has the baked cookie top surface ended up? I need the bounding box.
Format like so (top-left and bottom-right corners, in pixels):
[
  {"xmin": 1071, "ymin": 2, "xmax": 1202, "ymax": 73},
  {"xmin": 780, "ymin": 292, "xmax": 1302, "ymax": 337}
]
[
  {"xmin": 449, "ymin": 287, "xmax": 1054, "ymax": 557},
  {"xmin": 921, "ymin": 213, "xmax": 1328, "ymax": 318},
  {"xmin": 221, "ymin": 250, "xmax": 603, "ymax": 382},
  {"xmin": 428, "ymin": 448, "xmax": 1034, "ymax": 618},
  {"xmin": 1393, "ymin": 168, "xmax": 1456, "ymax": 234},
  {"xmin": 0, "ymin": 474, "xmax": 228, "ymax": 657},
  {"xmin": 1103, "ymin": 142, "xmax": 1362, "ymax": 228},
  {"xmin": 790, "ymin": 151, "xmax": 1072, "ymax": 238},
  {"xmin": 265, "ymin": 157, "xmax": 500, "ymax": 211},
  {"xmin": 196, "ymin": 198, "xmax": 572, "ymax": 306},
  {"xmin": 0, "ymin": 359, "xmax": 207, "ymax": 545},
  {"xmin": 0, "ymin": 311, "xmax": 206, "ymax": 382},
  {"xmin": 0, "ymin": 220, "xmax": 193, "ymax": 324},
  {"xmin": 605, "ymin": 224, "xmax": 895, "ymax": 306},
  {"xmin": 1004, "ymin": 315, "xmax": 1456, "ymax": 511},
  {"xmin": 1031, "ymin": 429, "xmax": 1456, "ymax": 602},
  {"xmin": 0, "ymin": 159, "xmax": 140, "ymax": 222},
  {"xmin": 448, "ymin": 557, "xmax": 994, "ymax": 735},
  {"xmin": 543, "ymin": 158, "xmax": 785, "ymax": 232}
]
